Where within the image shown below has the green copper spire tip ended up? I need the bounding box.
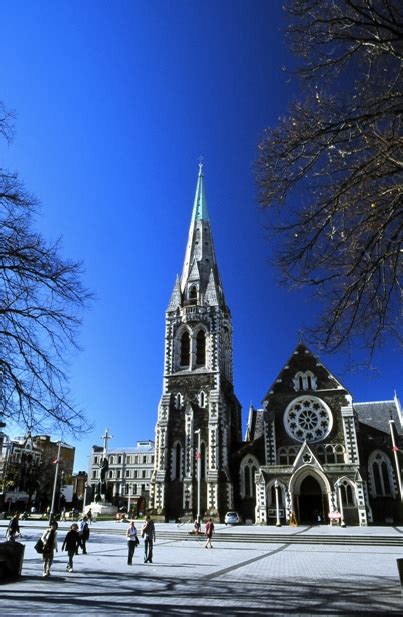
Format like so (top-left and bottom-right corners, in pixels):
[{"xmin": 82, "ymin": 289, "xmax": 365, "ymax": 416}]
[{"xmin": 193, "ymin": 161, "xmax": 209, "ymax": 222}]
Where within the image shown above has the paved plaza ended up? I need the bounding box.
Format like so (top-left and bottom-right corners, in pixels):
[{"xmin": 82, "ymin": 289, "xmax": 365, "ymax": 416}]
[{"xmin": 1, "ymin": 520, "xmax": 403, "ymax": 616}]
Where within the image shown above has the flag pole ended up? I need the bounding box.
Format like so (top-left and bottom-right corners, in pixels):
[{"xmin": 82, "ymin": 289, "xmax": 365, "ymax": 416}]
[
  {"xmin": 389, "ymin": 418, "xmax": 403, "ymax": 502},
  {"xmin": 49, "ymin": 439, "xmax": 62, "ymax": 521}
]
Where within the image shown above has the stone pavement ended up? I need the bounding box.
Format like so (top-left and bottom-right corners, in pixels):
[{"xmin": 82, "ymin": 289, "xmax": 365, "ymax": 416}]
[{"xmin": 0, "ymin": 520, "xmax": 402, "ymax": 616}]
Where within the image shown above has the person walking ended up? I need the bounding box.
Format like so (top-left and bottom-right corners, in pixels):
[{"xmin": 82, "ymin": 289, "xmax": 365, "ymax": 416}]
[
  {"xmin": 87, "ymin": 508, "xmax": 93, "ymax": 525},
  {"xmin": 126, "ymin": 521, "xmax": 139, "ymax": 565},
  {"xmin": 41, "ymin": 521, "xmax": 58, "ymax": 577},
  {"xmin": 141, "ymin": 515, "xmax": 156, "ymax": 563},
  {"xmin": 7, "ymin": 513, "xmax": 20, "ymax": 541},
  {"xmin": 62, "ymin": 523, "xmax": 80, "ymax": 573},
  {"xmin": 79, "ymin": 516, "xmax": 90, "ymax": 554},
  {"xmin": 204, "ymin": 517, "xmax": 214, "ymax": 548}
]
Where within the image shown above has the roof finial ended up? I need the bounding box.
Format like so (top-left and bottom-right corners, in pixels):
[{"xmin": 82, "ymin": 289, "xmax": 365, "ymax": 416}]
[{"xmin": 198, "ymin": 155, "xmax": 204, "ymax": 175}]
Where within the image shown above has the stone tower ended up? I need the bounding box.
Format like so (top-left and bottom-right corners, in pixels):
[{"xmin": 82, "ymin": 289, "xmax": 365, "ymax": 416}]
[{"xmin": 150, "ymin": 164, "xmax": 242, "ymax": 521}]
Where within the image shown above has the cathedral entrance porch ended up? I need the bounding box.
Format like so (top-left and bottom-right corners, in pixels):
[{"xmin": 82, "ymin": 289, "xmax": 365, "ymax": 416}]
[
  {"xmin": 295, "ymin": 475, "xmax": 327, "ymax": 524},
  {"xmin": 290, "ymin": 468, "xmax": 331, "ymax": 526}
]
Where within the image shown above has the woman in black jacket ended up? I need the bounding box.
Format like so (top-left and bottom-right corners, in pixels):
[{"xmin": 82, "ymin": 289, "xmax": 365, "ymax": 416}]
[{"xmin": 62, "ymin": 523, "xmax": 80, "ymax": 573}]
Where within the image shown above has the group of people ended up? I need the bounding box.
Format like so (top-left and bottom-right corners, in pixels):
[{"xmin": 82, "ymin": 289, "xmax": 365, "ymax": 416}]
[
  {"xmin": 126, "ymin": 515, "xmax": 155, "ymax": 565},
  {"xmin": 8, "ymin": 510, "xmax": 215, "ymax": 575},
  {"xmin": 39, "ymin": 515, "xmax": 90, "ymax": 577}
]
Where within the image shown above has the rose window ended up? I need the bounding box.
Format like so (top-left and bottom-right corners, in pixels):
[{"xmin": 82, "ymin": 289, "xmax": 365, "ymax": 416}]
[{"xmin": 284, "ymin": 397, "xmax": 333, "ymax": 443}]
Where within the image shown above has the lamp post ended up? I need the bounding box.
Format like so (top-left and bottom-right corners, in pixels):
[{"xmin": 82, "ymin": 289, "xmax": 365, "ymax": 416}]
[
  {"xmin": 195, "ymin": 429, "xmax": 201, "ymax": 524},
  {"xmin": 389, "ymin": 417, "xmax": 403, "ymax": 502},
  {"xmin": 127, "ymin": 484, "xmax": 131, "ymax": 517},
  {"xmin": 49, "ymin": 440, "xmax": 62, "ymax": 522},
  {"xmin": 275, "ymin": 480, "xmax": 281, "ymax": 527},
  {"xmin": 82, "ymin": 482, "xmax": 88, "ymax": 513}
]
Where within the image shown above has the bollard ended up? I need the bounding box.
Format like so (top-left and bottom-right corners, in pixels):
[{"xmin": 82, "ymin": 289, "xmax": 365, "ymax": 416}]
[
  {"xmin": 0, "ymin": 541, "xmax": 25, "ymax": 579},
  {"xmin": 397, "ymin": 559, "xmax": 403, "ymax": 593}
]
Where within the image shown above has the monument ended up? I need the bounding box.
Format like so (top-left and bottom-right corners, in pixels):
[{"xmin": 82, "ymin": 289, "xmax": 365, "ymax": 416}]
[{"xmin": 85, "ymin": 428, "xmax": 117, "ymax": 517}]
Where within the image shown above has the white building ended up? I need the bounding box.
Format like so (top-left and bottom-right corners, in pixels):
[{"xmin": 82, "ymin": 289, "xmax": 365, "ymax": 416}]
[{"xmin": 89, "ymin": 440, "xmax": 154, "ymax": 510}]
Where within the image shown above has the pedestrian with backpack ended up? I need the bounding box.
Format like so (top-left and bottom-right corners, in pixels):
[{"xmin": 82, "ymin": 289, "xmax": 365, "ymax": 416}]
[{"xmin": 79, "ymin": 516, "xmax": 90, "ymax": 554}]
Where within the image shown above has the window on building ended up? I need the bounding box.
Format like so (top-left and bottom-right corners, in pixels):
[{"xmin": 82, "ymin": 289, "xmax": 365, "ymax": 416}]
[
  {"xmin": 143, "ymin": 455, "xmax": 147, "ymax": 464},
  {"xmin": 199, "ymin": 391, "xmax": 206, "ymax": 408},
  {"xmin": 117, "ymin": 470, "xmax": 121, "ymax": 478},
  {"xmin": 189, "ymin": 285, "xmax": 197, "ymax": 301},
  {"xmin": 135, "ymin": 455, "xmax": 139, "ymax": 464},
  {"xmin": 126, "ymin": 470, "xmax": 130, "ymax": 478},
  {"xmin": 196, "ymin": 330, "xmax": 206, "ymax": 366},
  {"xmin": 180, "ymin": 331, "xmax": 190, "ymax": 366},
  {"xmin": 369, "ymin": 451, "xmax": 395, "ymax": 497},
  {"xmin": 133, "ymin": 470, "xmax": 138, "ymax": 479},
  {"xmin": 94, "ymin": 457, "xmax": 98, "ymax": 465},
  {"xmin": 340, "ymin": 481, "xmax": 355, "ymax": 506},
  {"xmin": 176, "ymin": 393, "xmax": 183, "ymax": 409},
  {"xmin": 92, "ymin": 471, "xmax": 97, "ymax": 479},
  {"xmin": 133, "ymin": 484, "xmax": 137, "ymax": 495},
  {"xmin": 151, "ymin": 456, "xmax": 154, "ymax": 464},
  {"xmin": 293, "ymin": 371, "xmax": 317, "ymax": 392},
  {"xmin": 126, "ymin": 456, "xmax": 131, "ymax": 464},
  {"xmin": 109, "ymin": 470, "xmax": 113, "ymax": 479},
  {"xmin": 141, "ymin": 484, "xmax": 145, "ymax": 493},
  {"xmin": 241, "ymin": 456, "xmax": 259, "ymax": 498},
  {"xmin": 118, "ymin": 456, "xmax": 122, "ymax": 464}
]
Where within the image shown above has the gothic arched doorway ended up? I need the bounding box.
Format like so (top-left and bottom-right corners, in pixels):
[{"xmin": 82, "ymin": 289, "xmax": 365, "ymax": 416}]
[{"xmin": 297, "ymin": 475, "xmax": 325, "ymax": 524}]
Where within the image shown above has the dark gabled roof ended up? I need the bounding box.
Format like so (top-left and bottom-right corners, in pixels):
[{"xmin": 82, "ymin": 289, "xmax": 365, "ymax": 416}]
[{"xmin": 354, "ymin": 398, "xmax": 402, "ymax": 434}]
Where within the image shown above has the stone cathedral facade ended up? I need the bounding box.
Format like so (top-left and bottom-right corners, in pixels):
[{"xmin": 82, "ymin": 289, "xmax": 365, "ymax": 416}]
[{"xmin": 150, "ymin": 167, "xmax": 402, "ymax": 526}]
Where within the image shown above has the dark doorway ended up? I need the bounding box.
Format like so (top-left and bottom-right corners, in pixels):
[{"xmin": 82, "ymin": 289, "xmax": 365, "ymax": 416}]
[{"xmin": 297, "ymin": 475, "xmax": 324, "ymax": 524}]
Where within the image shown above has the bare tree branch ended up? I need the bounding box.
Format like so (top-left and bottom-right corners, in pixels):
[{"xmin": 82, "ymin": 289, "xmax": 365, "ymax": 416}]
[
  {"xmin": 0, "ymin": 103, "xmax": 93, "ymax": 435},
  {"xmin": 256, "ymin": 0, "xmax": 402, "ymax": 359}
]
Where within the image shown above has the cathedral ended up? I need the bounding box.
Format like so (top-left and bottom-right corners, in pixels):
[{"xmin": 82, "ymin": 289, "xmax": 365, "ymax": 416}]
[{"xmin": 150, "ymin": 166, "xmax": 402, "ymax": 526}]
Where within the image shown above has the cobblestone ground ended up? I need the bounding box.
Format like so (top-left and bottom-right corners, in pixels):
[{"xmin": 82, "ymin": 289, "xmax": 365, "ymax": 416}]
[{"xmin": 0, "ymin": 524, "xmax": 402, "ymax": 616}]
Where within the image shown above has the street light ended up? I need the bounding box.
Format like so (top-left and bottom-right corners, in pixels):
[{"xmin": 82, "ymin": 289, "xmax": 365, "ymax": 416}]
[
  {"xmin": 49, "ymin": 439, "xmax": 62, "ymax": 521},
  {"xmin": 275, "ymin": 480, "xmax": 281, "ymax": 527}
]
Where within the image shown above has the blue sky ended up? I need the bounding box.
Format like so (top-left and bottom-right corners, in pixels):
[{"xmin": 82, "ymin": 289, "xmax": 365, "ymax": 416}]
[{"xmin": 1, "ymin": 1, "xmax": 400, "ymax": 472}]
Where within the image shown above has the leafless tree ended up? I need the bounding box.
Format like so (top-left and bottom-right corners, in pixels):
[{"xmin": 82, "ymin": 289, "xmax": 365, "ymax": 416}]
[
  {"xmin": 256, "ymin": 0, "xmax": 402, "ymax": 358},
  {"xmin": 0, "ymin": 103, "xmax": 91, "ymax": 434}
]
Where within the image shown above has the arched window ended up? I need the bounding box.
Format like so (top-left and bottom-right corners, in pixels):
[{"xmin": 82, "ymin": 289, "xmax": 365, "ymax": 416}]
[
  {"xmin": 240, "ymin": 456, "xmax": 259, "ymax": 498},
  {"xmin": 245, "ymin": 466, "xmax": 251, "ymax": 497},
  {"xmin": 189, "ymin": 286, "xmax": 197, "ymax": 301},
  {"xmin": 382, "ymin": 462, "xmax": 392, "ymax": 495},
  {"xmin": 335, "ymin": 445, "xmax": 345, "ymax": 463},
  {"xmin": 369, "ymin": 451, "xmax": 395, "ymax": 497},
  {"xmin": 180, "ymin": 332, "xmax": 190, "ymax": 366},
  {"xmin": 176, "ymin": 393, "xmax": 183, "ymax": 409},
  {"xmin": 199, "ymin": 391, "xmax": 206, "ymax": 408},
  {"xmin": 340, "ymin": 482, "xmax": 355, "ymax": 506},
  {"xmin": 293, "ymin": 371, "xmax": 317, "ymax": 391},
  {"xmin": 196, "ymin": 330, "xmax": 206, "ymax": 366},
  {"xmin": 325, "ymin": 445, "xmax": 336, "ymax": 464}
]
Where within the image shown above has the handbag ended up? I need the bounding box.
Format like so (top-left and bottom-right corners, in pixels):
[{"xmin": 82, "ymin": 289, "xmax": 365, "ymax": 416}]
[
  {"xmin": 134, "ymin": 536, "xmax": 140, "ymax": 546},
  {"xmin": 34, "ymin": 538, "xmax": 44, "ymax": 553}
]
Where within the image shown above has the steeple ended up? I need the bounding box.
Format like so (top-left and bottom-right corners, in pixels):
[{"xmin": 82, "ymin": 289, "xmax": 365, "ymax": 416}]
[{"xmin": 179, "ymin": 164, "xmax": 226, "ymax": 308}]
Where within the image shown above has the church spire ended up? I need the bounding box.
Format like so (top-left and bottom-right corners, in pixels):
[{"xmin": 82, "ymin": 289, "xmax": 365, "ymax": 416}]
[{"xmin": 179, "ymin": 165, "xmax": 226, "ymax": 308}]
